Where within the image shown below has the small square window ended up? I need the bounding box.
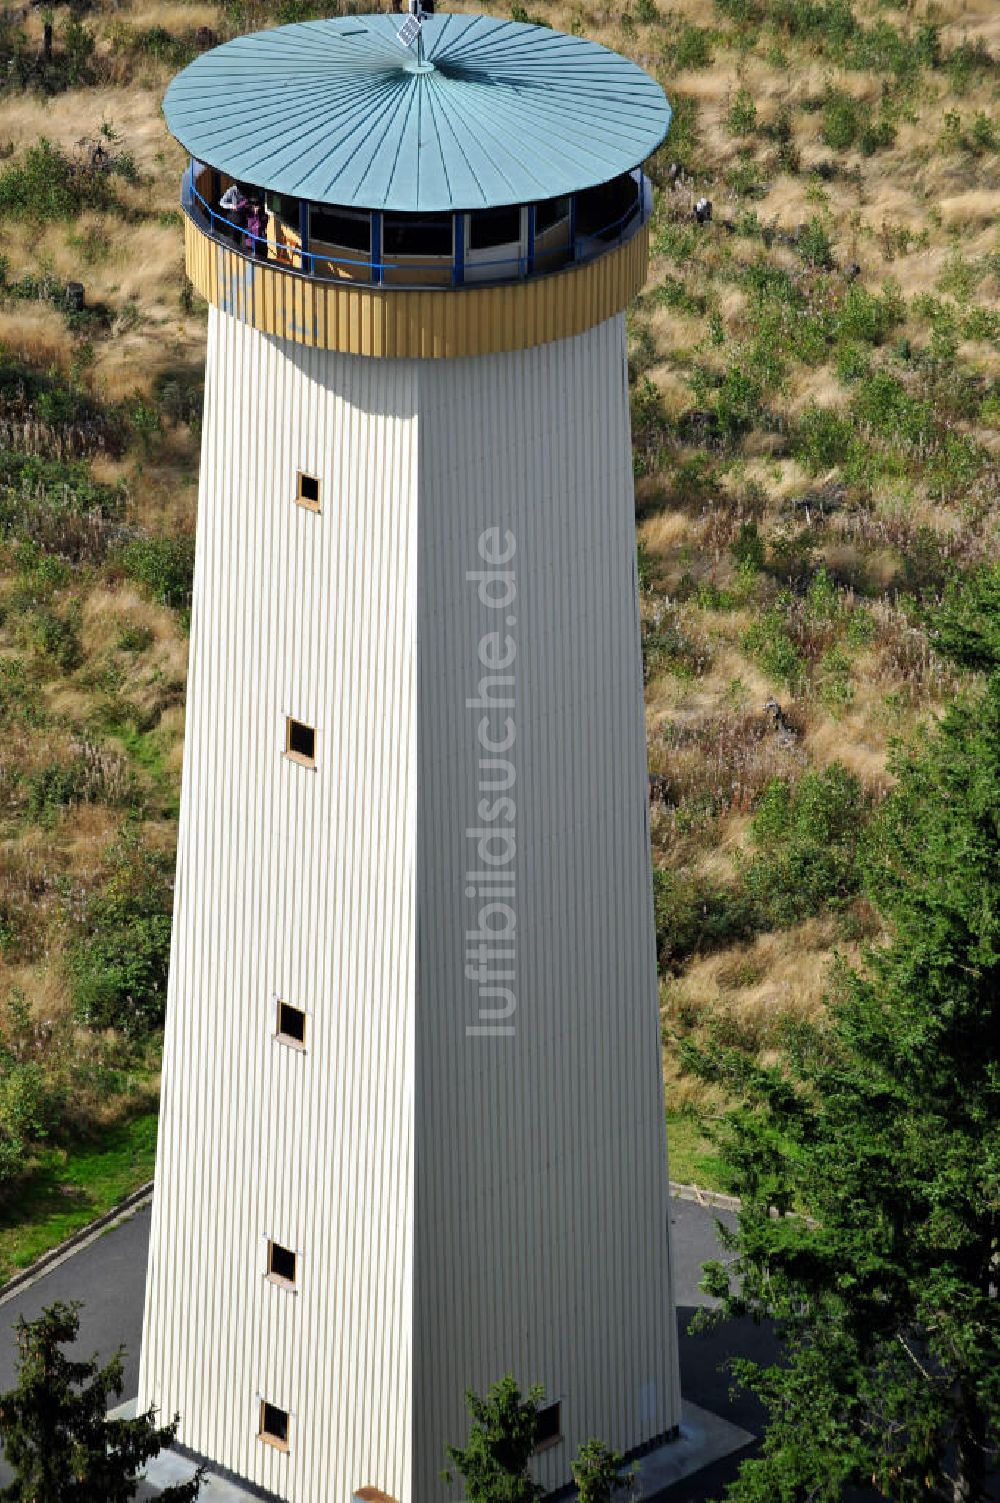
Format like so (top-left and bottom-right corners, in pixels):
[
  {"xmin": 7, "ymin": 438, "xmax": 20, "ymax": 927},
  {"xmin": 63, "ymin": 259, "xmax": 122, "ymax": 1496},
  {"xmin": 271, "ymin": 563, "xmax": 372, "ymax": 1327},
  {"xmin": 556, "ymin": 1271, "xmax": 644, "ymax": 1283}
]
[
  {"xmin": 534, "ymin": 1400, "xmax": 562, "ymax": 1452},
  {"xmin": 276, "ymin": 1000, "xmax": 306, "ymax": 1048},
  {"xmin": 267, "ymin": 1239, "xmax": 297, "ymax": 1287},
  {"xmin": 296, "ymin": 472, "xmax": 320, "ymax": 510},
  {"xmin": 285, "ymin": 717, "xmax": 316, "ymax": 766},
  {"xmin": 259, "ymin": 1400, "xmax": 290, "ymax": 1451}
]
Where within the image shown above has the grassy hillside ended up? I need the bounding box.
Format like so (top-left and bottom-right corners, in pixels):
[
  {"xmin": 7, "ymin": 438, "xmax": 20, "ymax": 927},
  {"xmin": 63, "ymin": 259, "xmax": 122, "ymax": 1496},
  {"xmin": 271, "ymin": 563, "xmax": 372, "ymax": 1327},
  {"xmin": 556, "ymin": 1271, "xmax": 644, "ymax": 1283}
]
[{"xmin": 0, "ymin": 0, "xmax": 996, "ymax": 1254}]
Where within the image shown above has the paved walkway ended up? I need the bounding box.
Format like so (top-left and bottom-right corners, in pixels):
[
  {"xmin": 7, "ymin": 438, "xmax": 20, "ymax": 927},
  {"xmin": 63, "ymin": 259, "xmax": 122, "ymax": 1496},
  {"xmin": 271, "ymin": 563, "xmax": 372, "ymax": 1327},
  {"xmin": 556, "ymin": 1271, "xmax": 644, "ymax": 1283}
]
[{"xmin": 0, "ymin": 1197, "xmax": 766, "ymax": 1501}]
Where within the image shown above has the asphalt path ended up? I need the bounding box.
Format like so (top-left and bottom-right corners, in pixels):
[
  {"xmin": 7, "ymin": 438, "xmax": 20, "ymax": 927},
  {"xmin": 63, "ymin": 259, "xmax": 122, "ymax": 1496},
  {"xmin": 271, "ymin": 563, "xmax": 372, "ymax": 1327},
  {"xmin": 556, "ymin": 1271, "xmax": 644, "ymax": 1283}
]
[{"xmin": 0, "ymin": 1197, "xmax": 794, "ymax": 1501}]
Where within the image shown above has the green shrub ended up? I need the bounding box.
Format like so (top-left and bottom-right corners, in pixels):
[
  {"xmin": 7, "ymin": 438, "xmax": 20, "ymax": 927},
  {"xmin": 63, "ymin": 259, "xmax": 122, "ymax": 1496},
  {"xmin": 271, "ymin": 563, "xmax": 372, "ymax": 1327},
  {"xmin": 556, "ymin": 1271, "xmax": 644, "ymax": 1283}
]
[
  {"xmin": 821, "ymin": 89, "xmax": 859, "ymax": 150},
  {"xmin": 727, "ymin": 87, "xmax": 758, "ymax": 137},
  {"xmin": 0, "ymin": 1058, "xmax": 48, "ymax": 1189},
  {"xmin": 850, "ymin": 372, "xmax": 934, "ymax": 448},
  {"xmin": 741, "ymin": 764, "xmax": 866, "ymax": 926},
  {"xmin": 731, "ymin": 521, "xmax": 766, "ymax": 572},
  {"xmin": 0, "ymin": 140, "xmax": 120, "ymax": 223},
  {"xmin": 119, "ymin": 535, "xmax": 195, "ymax": 610},
  {"xmin": 664, "ymin": 24, "xmax": 713, "ymax": 69},
  {"xmin": 70, "ymin": 835, "xmax": 173, "ymax": 1034},
  {"xmin": 27, "ymin": 742, "xmax": 134, "ymax": 820},
  {"xmin": 793, "ymin": 405, "xmax": 854, "ymax": 472},
  {"xmin": 796, "ymin": 216, "xmax": 834, "ymax": 269},
  {"xmin": 653, "ymin": 867, "xmax": 755, "ymax": 970},
  {"xmin": 24, "ymin": 608, "xmax": 81, "ymax": 671},
  {"xmin": 744, "ymin": 607, "xmax": 806, "ymax": 690},
  {"xmin": 835, "ymin": 282, "xmax": 904, "ymax": 346}
]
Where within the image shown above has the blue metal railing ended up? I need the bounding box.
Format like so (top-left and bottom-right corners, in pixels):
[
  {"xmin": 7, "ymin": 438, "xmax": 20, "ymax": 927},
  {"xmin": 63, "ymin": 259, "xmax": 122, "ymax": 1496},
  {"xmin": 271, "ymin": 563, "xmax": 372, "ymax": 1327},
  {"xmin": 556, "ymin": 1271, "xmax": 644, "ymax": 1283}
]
[{"xmin": 182, "ymin": 164, "xmax": 649, "ymax": 292}]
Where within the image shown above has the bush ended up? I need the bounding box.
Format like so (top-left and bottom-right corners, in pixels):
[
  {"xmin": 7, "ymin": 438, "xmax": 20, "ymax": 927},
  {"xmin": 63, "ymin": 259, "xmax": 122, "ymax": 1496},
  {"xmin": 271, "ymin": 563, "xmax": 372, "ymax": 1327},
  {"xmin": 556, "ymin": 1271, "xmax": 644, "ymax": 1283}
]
[
  {"xmin": 794, "ymin": 405, "xmax": 854, "ymax": 472},
  {"xmin": 796, "ymin": 216, "xmax": 834, "ymax": 270},
  {"xmin": 727, "ymin": 87, "xmax": 758, "ymax": 137},
  {"xmin": 835, "ymin": 282, "xmax": 904, "ymax": 346},
  {"xmin": 27, "ymin": 741, "xmax": 134, "ymax": 820},
  {"xmin": 119, "ymin": 535, "xmax": 195, "ymax": 610},
  {"xmin": 0, "ymin": 139, "xmax": 120, "ymax": 223},
  {"xmin": 744, "ymin": 608, "xmax": 806, "ymax": 689},
  {"xmin": 850, "ymin": 372, "xmax": 935, "ymax": 448},
  {"xmin": 24, "ymin": 608, "xmax": 82, "ymax": 671},
  {"xmin": 741, "ymin": 764, "xmax": 866, "ymax": 926},
  {"xmin": 653, "ymin": 867, "xmax": 756, "ymax": 970},
  {"xmin": 0, "ymin": 1057, "xmax": 48, "ymax": 1189},
  {"xmin": 821, "ymin": 89, "xmax": 859, "ymax": 150},
  {"xmin": 666, "ymin": 24, "xmax": 713, "ymax": 69},
  {"xmin": 70, "ymin": 835, "xmax": 173, "ymax": 1034}
]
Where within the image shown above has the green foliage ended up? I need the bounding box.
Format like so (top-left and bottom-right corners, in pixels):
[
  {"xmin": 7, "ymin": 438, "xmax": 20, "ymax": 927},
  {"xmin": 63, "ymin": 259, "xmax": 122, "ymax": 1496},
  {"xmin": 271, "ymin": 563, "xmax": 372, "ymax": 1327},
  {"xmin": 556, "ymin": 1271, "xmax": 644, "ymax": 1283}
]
[
  {"xmin": 741, "ymin": 764, "xmax": 865, "ymax": 926},
  {"xmin": 0, "ymin": 1302, "xmax": 203, "ymax": 1502},
  {"xmin": 572, "ymin": 1439, "xmax": 636, "ymax": 1502},
  {"xmin": 795, "ymin": 216, "xmax": 833, "ymax": 270},
  {"xmin": 118, "ymin": 534, "xmax": 195, "ymax": 610},
  {"xmin": 744, "ymin": 607, "xmax": 806, "ymax": 689},
  {"xmin": 106, "ymin": 22, "xmax": 199, "ymax": 67},
  {"xmin": 0, "ymin": 1004, "xmax": 51, "ymax": 1191},
  {"xmin": 653, "ymin": 868, "xmax": 755, "ymax": 970},
  {"xmin": 850, "ymin": 371, "xmax": 934, "ymax": 448},
  {"xmin": 731, "ymin": 521, "xmax": 766, "ymax": 572},
  {"xmin": 661, "ymin": 23, "xmax": 714, "ymax": 69},
  {"xmin": 931, "ymin": 564, "xmax": 1000, "ymax": 674},
  {"xmin": 70, "ymin": 834, "xmax": 173, "ymax": 1034},
  {"xmin": 727, "ymin": 86, "xmax": 758, "ymax": 137},
  {"xmin": 687, "ymin": 667, "xmax": 1000, "ymax": 1501},
  {"xmin": 0, "ymin": 140, "xmax": 121, "ymax": 223},
  {"xmin": 793, "ymin": 405, "xmax": 853, "ymax": 473},
  {"xmin": 443, "ymin": 1375, "xmax": 545, "ymax": 1503},
  {"xmin": 820, "ymin": 88, "xmax": 859, "ymax": 150},
  {"xmin": 643, "ymin": 602, "xmax": 711, "ymax": 681},
  {"xmin": 836, "ymin": 281, "xmax": 904, "ymax": 346}
]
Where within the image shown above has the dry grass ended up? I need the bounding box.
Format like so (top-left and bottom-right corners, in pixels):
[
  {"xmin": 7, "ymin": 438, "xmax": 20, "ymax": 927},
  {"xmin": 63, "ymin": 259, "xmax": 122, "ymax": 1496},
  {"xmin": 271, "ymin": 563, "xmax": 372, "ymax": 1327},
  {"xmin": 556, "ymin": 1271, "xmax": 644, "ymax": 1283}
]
[{"xmin": 0, "ymin": 0, "xmax": 994, "ymax": 1165}]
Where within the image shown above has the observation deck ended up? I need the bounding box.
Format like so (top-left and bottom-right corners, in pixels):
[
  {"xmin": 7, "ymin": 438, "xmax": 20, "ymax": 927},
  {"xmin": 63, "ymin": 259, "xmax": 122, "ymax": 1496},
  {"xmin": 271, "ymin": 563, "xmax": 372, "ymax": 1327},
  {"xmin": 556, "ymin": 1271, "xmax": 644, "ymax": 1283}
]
[{"xmin": 166, "ymin": 13, "xmax": 671, "ymax": 357}]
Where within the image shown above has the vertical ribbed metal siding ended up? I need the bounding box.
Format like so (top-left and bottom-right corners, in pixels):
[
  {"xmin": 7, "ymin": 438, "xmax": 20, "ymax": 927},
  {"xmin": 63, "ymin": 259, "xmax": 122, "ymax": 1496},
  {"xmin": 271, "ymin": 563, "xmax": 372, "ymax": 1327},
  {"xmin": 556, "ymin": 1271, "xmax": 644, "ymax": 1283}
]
[
  {"xmin": 414, "ymin": 314, "xmax": 679, "ymax": 1499},
  {"xmin": 140, "ymin": 310, "xmax": 678, "ymax": 1503},
  {"xmin": 138, "ymin": 307, "xmax": 418, "ymax": 1503}
]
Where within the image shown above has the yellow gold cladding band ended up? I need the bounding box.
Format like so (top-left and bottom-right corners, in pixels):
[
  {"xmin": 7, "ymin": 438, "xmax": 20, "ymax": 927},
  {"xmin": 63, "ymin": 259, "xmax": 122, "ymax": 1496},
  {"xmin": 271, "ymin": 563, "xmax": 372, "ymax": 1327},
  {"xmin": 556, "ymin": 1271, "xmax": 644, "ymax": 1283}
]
[{"xmin": 184, "ymin": 216, "xmax": 650, "ymax": 359}]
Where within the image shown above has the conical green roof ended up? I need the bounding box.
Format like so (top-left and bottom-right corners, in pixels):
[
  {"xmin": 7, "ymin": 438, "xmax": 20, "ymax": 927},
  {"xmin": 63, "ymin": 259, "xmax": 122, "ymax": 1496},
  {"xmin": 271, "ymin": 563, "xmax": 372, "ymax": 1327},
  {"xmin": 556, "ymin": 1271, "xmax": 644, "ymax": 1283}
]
[{"xmin": 163, "ymin": 12, "xmax": 671, "ymax": 214}]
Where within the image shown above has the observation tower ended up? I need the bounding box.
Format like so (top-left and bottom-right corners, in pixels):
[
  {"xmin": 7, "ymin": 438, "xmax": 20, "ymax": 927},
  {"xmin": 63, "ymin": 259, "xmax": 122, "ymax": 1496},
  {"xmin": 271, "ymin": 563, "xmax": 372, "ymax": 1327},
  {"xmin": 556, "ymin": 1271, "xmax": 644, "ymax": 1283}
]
[{"xmin": 139, "ymin": 14, "xmax": 678, "ymax": 1503}]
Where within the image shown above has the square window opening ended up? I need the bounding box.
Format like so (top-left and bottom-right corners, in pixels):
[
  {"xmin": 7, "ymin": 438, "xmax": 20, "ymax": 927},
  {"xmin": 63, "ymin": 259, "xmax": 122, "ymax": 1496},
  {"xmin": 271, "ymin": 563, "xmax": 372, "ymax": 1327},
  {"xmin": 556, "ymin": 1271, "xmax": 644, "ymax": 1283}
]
[
  {"xmin": 267, "ymin": 1239, "xmax": 297, "ymax": 1286},
  {"xmin": 534, "ymin": 1400, "xmax": 562, "ymax": 1452},
  {"xmin": 285, "ymin": 718, "xmax": 316, "ymax": 766},
  {"xmin": 259, "ymin": 1400, "xmax": 290, "ymax": 1450},
  {"xmin": 276, "ymin": 1000, "xmax": 306, "ymax": 1048},
  {"xmin": 296, "ymin": 472, "xmax": 320, "ymax": 510}
]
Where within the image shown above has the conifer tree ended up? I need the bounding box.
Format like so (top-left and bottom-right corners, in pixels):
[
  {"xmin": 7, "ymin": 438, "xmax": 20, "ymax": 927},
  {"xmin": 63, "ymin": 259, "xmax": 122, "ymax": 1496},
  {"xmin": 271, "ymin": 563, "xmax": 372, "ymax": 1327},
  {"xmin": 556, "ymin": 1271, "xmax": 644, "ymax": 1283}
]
[
  {"xmin": 443, "ymin": 1374, "xmax": 545, "ymax": 1503},
  {"xmin": 0, "ymin": 1301, "xmax": 203, "ymax": 1503},
  {"xmin": 687, "ymin": 570, "xmax": 1000, "ymax": 1502}
]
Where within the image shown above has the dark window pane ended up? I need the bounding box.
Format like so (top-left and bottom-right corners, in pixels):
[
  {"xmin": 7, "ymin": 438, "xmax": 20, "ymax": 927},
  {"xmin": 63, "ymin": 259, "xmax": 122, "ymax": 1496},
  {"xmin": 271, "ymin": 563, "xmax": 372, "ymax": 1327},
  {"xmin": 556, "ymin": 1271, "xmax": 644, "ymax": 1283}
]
[
  {"xmin": 277, "ymin": 1002, "xmax": 306, "ymax": 1045},
  {"xmin": 469, "ymin": 205, "xmax": 522, "ymax": 250},
  {"xmin": 269, "ymin": 1241, "xmax": 297, "ymax": 1283},
  {"xmin": 383, "ymin": 214, "xmax": 453, "ymax": 258},
  {"xmin": 535, "ymin": 196, "xmax": 569, "ymax": 235},
  {"xmin": 535, "ymin": 1401, "xmax": 561, "ymax": 1447},
  {"xmin": 298, "ymin": 473, "xmax": 320, "ymax": 505},
  {"xmin": 261, "ymin": 1403, "xmax": 288, "ymax": 1443},
  {"xmin": 287, "ymin": 720, "xmax": 316, "ymax": 762},
  {"xmin": 310, "ymin": 207, "xmax": 371, "ymax": 252}
]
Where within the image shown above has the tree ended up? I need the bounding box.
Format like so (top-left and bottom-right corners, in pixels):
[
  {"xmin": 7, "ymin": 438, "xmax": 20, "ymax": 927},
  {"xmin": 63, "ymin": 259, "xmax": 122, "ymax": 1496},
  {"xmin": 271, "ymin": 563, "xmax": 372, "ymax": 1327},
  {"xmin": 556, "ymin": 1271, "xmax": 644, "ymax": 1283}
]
[
  {"xmin": 571, "ymin": 1438, "xmax": 637, "ymax": 1501},
  {"xmin": 685, "ymin": 584, "xmax": 1000, "ymax": 1503},
  {"xmin": 443, "ymin": 1374, "xmax": 545, "ymax": 1502},
  {"xmin": 0, "ymin": 1301, "xmax": 203, "ymax": 1502}
]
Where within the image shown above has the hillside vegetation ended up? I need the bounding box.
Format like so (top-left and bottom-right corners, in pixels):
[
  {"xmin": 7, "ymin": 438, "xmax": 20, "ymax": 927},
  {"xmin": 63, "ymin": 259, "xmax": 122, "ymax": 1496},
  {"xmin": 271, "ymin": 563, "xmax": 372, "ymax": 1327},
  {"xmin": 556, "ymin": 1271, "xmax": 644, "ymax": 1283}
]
[{"xmin": 0, "ymin": 0, "xmax": 996, "ymax": 1257}]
